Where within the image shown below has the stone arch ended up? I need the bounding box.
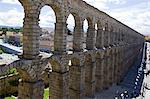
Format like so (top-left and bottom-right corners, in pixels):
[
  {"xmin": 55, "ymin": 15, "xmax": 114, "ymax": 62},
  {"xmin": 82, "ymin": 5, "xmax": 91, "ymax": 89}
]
[
  {"xmin": 20, "ymin": 0, "xmax": 66, "ymax": 57},
  {"xmin": 37, "ymin": 1, "xmax": 67, "ymax": 53},
  {"xmin": 17, "ymin": 64, "xmax": 45, "ymax": 99},
  {"xmin": 16, "ymin": 68, "xmax": 33, "ymax": 81},
  {"xmin": 84, "ymin": 17, "xmax": 95, "ymax": 50},
  {"xmin": 0, "ymin": 60, "xmax": 33, "ymax": 80},
  {"xmin": 0, "ymin": 60, "xmax": 45, "ymax": 98},
  {"xmin": 38, "ymin": 3, "xmax": 64, "ymax": 50},
  {"xmin": 84, "ymin": 17, "xmax": 94, "ymax": 28},
  {"xmin": 39, "ymin": 5, "xmax": 56, "ymax": 52},
  {"xmin": 38, "ymin": 3, "xmax": 63, "ymax": 23},
  {"xmin": 83, "ymin": 17, "xmax": 94, "ymax": 34},
  {"xmin": 49, "ymin": 59, "xmax": 62, "ymax": 72},
  {"xmin": 66, "ymin": 10, "xmax": 83, "ymax": 51},
  {"xmin": 95, "ymin": 20, "xmax": 104, "ymax": 49},
  {"xmin": 66, "ymin": 11, "xmax": 83, "ymax": 36},
  {"xmin": 66, "ymin": 11, "xmax": 82, "ymax": 28}
]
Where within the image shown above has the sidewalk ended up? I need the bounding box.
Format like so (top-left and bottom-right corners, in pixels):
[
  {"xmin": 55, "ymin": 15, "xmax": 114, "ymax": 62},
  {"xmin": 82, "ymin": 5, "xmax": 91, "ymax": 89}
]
[
  {"xmin": 140, "ymin": 42, "xmax": 150, "ymax": 99},
  {"xmin": 143, "ymin": 75, "xmax": 150, "ymax": 99}
]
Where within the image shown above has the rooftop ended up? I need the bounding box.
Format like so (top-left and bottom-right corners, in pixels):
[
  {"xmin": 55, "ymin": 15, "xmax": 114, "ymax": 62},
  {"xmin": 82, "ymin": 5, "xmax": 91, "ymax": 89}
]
[{"xmin": 0, "ymin": 53, "xmax": 19, "ymax": 65}]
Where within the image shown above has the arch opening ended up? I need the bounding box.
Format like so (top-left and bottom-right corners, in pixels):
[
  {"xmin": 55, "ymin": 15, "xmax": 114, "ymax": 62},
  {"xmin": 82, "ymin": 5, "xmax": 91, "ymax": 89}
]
[
  {"xmin": 83, "ymin": 17, "xmax": 95, "ymax": 50},
  {"xmin": 66, "ymin": 12, "xmax": 82, "ymax": 52},
  {"xmin": 39, "ymin": 5, "xmax": 56, "ymax": 53},
  {"xmin": 66, "ymin": 14, "xmax": 75, "ymax": 52},
  {"xmin": 95, "ymin": 23, "xmax": 98, "ymax": 47},
  {"xmin": 83, "ymin": 19, "xmax": 88, "ymax": 49}
]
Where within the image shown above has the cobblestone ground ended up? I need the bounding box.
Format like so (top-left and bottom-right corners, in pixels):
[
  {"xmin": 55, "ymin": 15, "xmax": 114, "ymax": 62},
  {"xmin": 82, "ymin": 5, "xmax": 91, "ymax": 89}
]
[{"xmin": 85, "ymin": 44, "xmax": 146, "ymax": 99}]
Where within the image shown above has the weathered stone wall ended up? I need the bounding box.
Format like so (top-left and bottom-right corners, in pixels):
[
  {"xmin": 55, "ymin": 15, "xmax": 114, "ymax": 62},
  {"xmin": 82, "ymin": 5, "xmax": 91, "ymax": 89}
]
[
  {"xmin": 0, "ymin": 73, "xmax": 51, "ymax": 97},
  {"xmin": 0, "ymin": 74, "xmax": 19, "ymax": 96},
  {"xmin": 0, "ymin": 0, "xmax": 145, "ymax": 99}
]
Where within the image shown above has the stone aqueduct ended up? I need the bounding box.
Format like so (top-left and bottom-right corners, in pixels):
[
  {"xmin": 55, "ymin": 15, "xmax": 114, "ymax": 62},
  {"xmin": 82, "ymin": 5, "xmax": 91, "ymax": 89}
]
[{"xmin": 0, "ymin": 0, "xmax": 145, "ymax": 99}]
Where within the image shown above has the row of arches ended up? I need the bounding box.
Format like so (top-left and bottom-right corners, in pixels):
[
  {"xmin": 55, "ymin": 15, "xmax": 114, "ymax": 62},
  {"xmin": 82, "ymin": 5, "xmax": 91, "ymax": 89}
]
[
  {"xmin": 21, "ymin": 1, "xmax": 117, "ymax": 58},
  {"xmin": 39, "ymin": 5, "xmax": 99, "ymax": 52},
  {"xmin": 0, "ymin": 0, "xmax": 145, "ymax": 98},
  {"xmin": 0, "ymin": 42, "xmax": 143, "ymax": 98},
  {"xmin": 2, "ymin": 0, "xmax": 144, "ymax": 59},
  {"xmin": 5, "ymin": 2, "xmax": 100, "ymax": 53}
]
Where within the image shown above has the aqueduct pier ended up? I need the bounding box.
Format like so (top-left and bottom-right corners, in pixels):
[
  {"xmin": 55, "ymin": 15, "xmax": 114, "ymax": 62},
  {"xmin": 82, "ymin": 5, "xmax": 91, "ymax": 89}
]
[{"xmin": 0, "ymin": 0, "xmax": 145, "ymax": 99}]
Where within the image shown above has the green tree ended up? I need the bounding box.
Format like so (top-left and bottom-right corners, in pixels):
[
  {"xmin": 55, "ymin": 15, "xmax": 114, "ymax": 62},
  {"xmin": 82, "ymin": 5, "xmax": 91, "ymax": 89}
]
[{"xmin": 0, "ymin": 48, "xmax": 4, "ymax": 54}]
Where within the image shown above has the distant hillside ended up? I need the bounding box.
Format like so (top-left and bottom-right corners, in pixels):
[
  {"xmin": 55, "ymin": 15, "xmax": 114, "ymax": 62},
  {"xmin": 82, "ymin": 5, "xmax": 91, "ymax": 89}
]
[
  {"xmin": 0, "ymin": 25, "xmax": 54, "ymax": 31},
  {"xmin": 0, "ymin": 25, "xmax": 21, "ymax": 29},
  {"xmin": 0, "ymin": 26, "xmax": 73, "ymax": 35}
]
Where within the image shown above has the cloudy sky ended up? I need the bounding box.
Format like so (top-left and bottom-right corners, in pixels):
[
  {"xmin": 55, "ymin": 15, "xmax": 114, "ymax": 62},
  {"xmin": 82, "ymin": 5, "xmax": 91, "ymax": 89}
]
[{"xmin": 0, "ymin": 0, "xmax": 149, "ymax": 35}]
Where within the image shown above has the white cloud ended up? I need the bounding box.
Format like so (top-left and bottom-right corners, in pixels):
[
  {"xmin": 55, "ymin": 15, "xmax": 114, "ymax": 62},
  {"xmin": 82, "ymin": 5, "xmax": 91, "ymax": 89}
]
[
  {"xmin": 108, "ymin": 2, "xmax": 150, "ymax": 35},
  {"xmin": 83, "ymin": 0, "xmax": 108, "ymax": 10},
  {"xmin": 84, "ymin": 0, "xmax": 149, "ymax": 35},
  {"xmin": 0, "ymin": 8, "xmax": 24, "ymax": 26},
  {"xmin": 39, "ymin": 6, "xmax": 56, "ymax": 28},
  {"xmin": 39, "ymin": 14, "xmax": 55, "ymax": 28},
  {"xmin": 83, "ymin": 0, "xmax": 126, "ymax": 10},
  {"xmin": 0, "ymin": 0, "xmax": 149, "ymax": 35},
  {"xmin": 108, "ymin": 0, "xmax": 126, "ymax": 5},
  {"xmin": 67, "ymin": 14, "xmax": 75, "ymax": 31},
  {"xmin": 0, "ymin": 0, "xmax": 20, "ymax": 5}
]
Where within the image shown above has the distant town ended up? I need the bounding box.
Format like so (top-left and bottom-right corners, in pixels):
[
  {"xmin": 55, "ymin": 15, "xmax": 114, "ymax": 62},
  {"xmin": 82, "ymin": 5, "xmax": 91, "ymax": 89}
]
[
  {"xmin": 0, "ymin": 25, "xmax": 147, "ymax": 68},
  {"xmin": 0, "ymin": 26, "xmax": 75, "ymax": 53}
]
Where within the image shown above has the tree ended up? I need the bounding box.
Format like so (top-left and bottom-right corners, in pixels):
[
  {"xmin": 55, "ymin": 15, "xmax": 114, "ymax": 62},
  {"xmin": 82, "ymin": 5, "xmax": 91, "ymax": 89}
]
[
  {"xmin": 0, "ymin": 48, "xmax": 4, "ymax": 54},
  {"xmin": 2, "ymin": 28, "xmax": 8, "ymax": 32}
]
